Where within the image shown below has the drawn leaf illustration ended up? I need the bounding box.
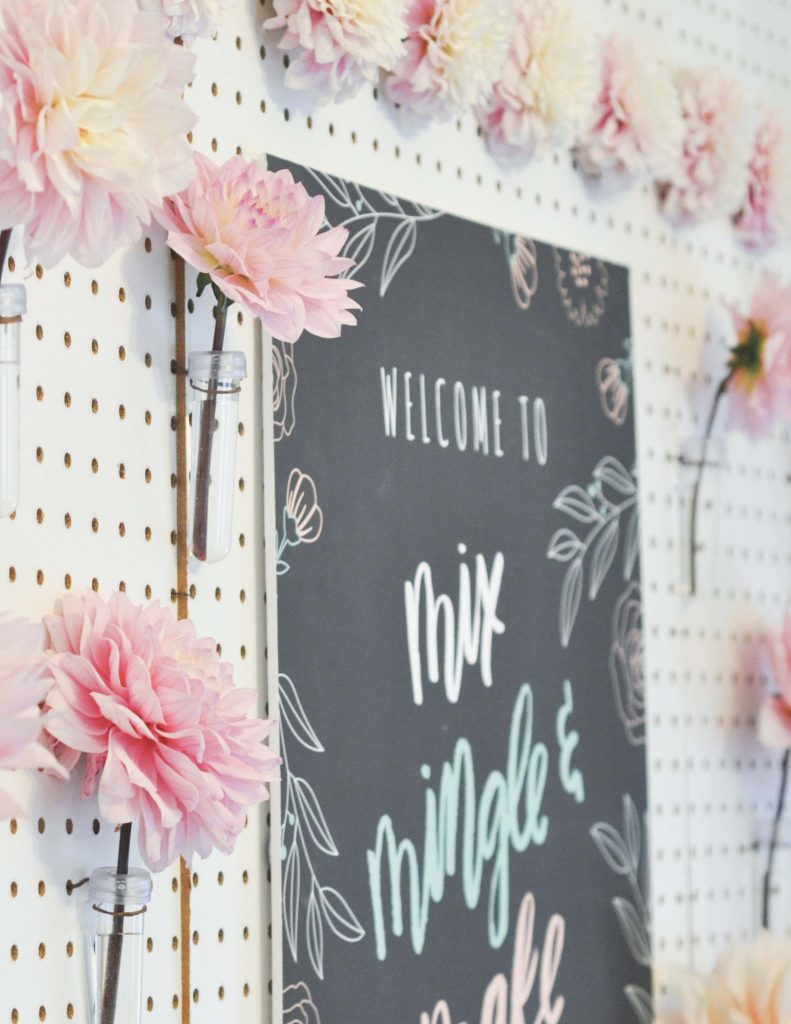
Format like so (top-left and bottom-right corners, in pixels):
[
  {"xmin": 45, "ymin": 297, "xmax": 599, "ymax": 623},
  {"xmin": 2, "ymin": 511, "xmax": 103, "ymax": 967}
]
[
  {"xmin": 309, "ymin": 171, "xmax": 353, "ymax": 211},
  {"xmin": 623, "ymin": 795, "xmax": 641, "ymax": 871},
  {"xmin": 560, "ymin": 557, "xmax": 583, "ymax": 648},
  {"xmin": 306, "ymin": 886, "xmax": 325, "ymax": 980},
  {"xmin": 590, "ymin": 822, "xmax": 631, "ymax": 875},
  {"xmin": 625, "ymin": 986, "xmax": 653, "ymax": 1024},
  {"xmin": 589, "ymin": 518, "xmax": 620, "ymax": 599},
  {"xmin": 554, "ymin": 485, "xmax": 600, "ymax": 524},
  {"xmin": 280, "ymin": 673, "xmax": 324, "ymax": 753},
  {"xmin": 381, "ymin": 218, "xmax": 417, "ymax": 297},
  {"xmin": 344, "ymin": 223, "xmax": 377, "ymax": 275},
  {"xmin": 613, "ymin": 898, "xmax": 651, "ymax": 966},
  {"xmin": 283, "ymin": 840, "xmax": 301, "ymax": 961},
  {"xmin": 321, "ymin": 886, "xmax": 366, "ymax": 943},
  {"xmin": 294, "ymin": 777, "xmax": 339, "ymax": 857},
  {"xmin": 623, "ymin": 507, "xmax": 640, "ymax": 580},
  {"xmin": 378, "ymin": 190, "xmax": 402, "ymax": 209},
  {"xmin": 595, "ymin": 456, "xmax": 636, "ymax": 497},
  {"xmin": 277, "ymin": 560, "xmax": 291, "ymax": 576},
  {"xmin": 547, "ymin": 528, "xmax": 583, "ymax": 563}
]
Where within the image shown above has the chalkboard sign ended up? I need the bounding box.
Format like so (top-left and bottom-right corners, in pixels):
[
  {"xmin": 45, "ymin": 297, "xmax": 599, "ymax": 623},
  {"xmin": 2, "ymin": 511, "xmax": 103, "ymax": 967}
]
[{"xmin": 267, "ymin": 158, "xmax": 649, "ymax": 1024}]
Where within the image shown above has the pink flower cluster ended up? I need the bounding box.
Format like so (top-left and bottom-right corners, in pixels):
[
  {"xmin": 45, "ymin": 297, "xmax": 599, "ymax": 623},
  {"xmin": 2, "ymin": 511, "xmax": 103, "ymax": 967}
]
[
  {"xmin": 733, "ymin": 109, "xmax": 791, "ymax": 251},
  {"xmin": 160, "ymin": 154, "xmax": 361, "ymax": 344},
  {"xmin": 760, "ymin": 613, "xmax": 791, "ymax": 750},
  {"xmin": 43, "ymin": 593, "xmax": 280, "ymax": 871},
  {"xmin": 0, "ymin": 0, "xmax": 196, "ymax": 267}
]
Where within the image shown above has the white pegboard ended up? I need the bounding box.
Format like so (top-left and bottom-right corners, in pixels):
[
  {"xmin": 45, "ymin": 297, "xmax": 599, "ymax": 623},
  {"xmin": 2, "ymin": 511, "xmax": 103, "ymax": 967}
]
[{"xmin": 2, "ymin": 0, "xmax": 791, "ymax": 1019}]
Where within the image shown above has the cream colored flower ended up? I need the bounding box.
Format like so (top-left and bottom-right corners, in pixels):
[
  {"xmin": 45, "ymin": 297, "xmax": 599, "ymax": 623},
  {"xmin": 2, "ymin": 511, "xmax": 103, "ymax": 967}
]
[{"xmin": 138, "ymin": 0, "xmax": 232, "ymax": 44}]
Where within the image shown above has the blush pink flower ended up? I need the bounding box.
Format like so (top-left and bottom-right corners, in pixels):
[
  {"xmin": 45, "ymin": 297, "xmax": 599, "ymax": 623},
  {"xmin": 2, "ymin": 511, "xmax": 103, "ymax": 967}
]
[
  {"xmin": 759, "ymin": 613, "xmax": 791, "ymax": 749},
  {"xmin": 264, "ymin": 0, "xmax": 407, "ymax": 102},
  {"xmin": 0, "ymin": 614, "xmax": 64, "ymax": 819},
  {"xmin": 657, "ymin": 67, "xmax": 753, "ymax": 226},
  {"xmin": 725, "ymin": 275, "xmax": 791, "ymax": 437},
  {"xmin": 575, "ymin": 34, "xmax": 683, "ymax": 189},
  {"xmin": 43, "ymin": 592, "xmax": 280, "ymax": 872},
  {"xmin": 732, "ymin": 109, "xmax": 791, "ymax": 251},
  {"xmin": 387, "ymin": 0, "xmax": 512, "ymax": 118},
  {"xmin": 137, "ymin": 0, "xmax": 230, "ymax": 44},
  {"xmin": 0, "ymin": 0, "xmax": 197, "ymax": 268},
  {"xmin": 160, "ymin": 154, "xmax": 362, "ymax": 344}
]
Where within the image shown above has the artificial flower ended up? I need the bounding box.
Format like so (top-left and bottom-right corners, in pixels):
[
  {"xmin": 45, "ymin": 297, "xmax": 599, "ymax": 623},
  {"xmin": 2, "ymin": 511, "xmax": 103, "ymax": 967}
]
[
  {"xmin": 284, "ymin": 469, "xmax": 323, "ymax": 545},
  {"xmin": 759, "ymin": 612, "xmax": 791, "ymax": 748},
  {"xmin": 138, "ymin": 0, "xmax": 232, "ymax": 43},
  {"xmin": 0, "ymin": 615, "xmax": 63, "ymax": 818},
  {"xmin": 160, "ymin": 154, "xmax": 361, "ymax": 344},
  {"xmin": 387, "ymin": 0, "xmax": 512, "ymax": 119},
  {"xmin": 479, "ymin": 0, "xmax": 597, "ymax": 160},
  {"xmin": 654, "ymin": 932, "xmax": 791, "ymax": 1024},
  {"xmin": 575, "ymin": 34, "xmax": 683, "ymax": 189},
  {"xmin": 264, "ymin": 0, "xmax": 407, "ymax": 102},
  {"xmin": 726, "ymin": 274, "xmax": 791, "ymax": 437},
  {"xmin": 42, "ymin": 592, "xmax": 280, "ymax": 871},
  {"xmin": 733, "ymin": 108, "xmax": 791, "ymax": 251},
  {"xmin": 656, "ymin": 67, "xmax": 753, "ymax": 226},
  {"xmin": 0, "ymin": 0, "xmax": 197, "ymax": 268}
]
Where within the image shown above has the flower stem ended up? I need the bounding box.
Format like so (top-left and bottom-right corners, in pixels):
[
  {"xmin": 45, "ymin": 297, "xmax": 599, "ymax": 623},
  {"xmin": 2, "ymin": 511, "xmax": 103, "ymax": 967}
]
[
  {"xmin": 762, "ymin": 749, "xmax": 790, "ymax": 930},
  {"xmin": 101, "ymin": 822, "xmax": 132, "ymax": 1024},
  {"xmin": 0, "ymin": 229, "xmax": 11, "ymax": 285},
  {"xmin": 191, "ymin": 296, "xmax": 229, "ymax": 561},
  {"xmin": 687, "ymin": 373, "xmax": 732, "ymax": 596}
]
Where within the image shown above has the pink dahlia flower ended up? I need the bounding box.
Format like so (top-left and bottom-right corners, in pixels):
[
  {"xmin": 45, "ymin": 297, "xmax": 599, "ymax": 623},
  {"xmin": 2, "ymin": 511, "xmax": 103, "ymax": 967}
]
[
  {"xmin": 733, "ymin": 109, "xmax": 791, "ymax": 251},
  {"xmin": 160, "ymin": 154, "xmax": 361, "ymax": 344},
  {"xmin": 43, "ymin": 592, "xmax": 280, "ymax": 871},
  {"xmin": 0, "ymin": 615, "xmax": 63, "ymax": 819},
  {"xmin": 0, "ymin": 0, "xmax": 196, "ymax": 268},
  {"xmin": 760, "ymin": 613, "xmax": 791, "ymax": 749},
  {"xmin": 657, "ymin": 67, "xmax": 753, "ymax": 226},
  {"xmin": 387, "ymin": 0, "xmax": 512, "ymax": 118},
  {"xmin": 575, "ymin": 34, "xmax": 683, "ymax": 189},
  {"xmin": 264, "ymin": 0, "xmax": 407, "ymax": 102},
  {"xmin": 137, "ymin": 0, "xmax": 231, "ymax": 44},
  {"xmin": 725, "ymin": 275, "xmax": 791, "ymax": 437},
  {"xmin": 479, "ymin": 0, "xmax": 597, "ymax": 160}
]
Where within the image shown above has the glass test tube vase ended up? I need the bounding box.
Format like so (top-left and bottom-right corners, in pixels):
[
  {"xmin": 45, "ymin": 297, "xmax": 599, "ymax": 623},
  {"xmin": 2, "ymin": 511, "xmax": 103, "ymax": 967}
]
[{"xmin": 0, "ymin": 284, "xmax": 25, "ymax": 517}]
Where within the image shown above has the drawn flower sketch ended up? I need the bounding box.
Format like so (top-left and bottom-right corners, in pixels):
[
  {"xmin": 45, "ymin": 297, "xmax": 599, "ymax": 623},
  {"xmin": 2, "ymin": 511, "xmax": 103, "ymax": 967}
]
[
  {"xmin": 611, "ymin": 583, "xmax": 645, "ymax": 745},
  {"xmin": 305, "ymin": 168, "xmax": 443, "ymax": 298},
  {"xmin": 273, "ymin": 340, "xmax": 298, "ymax": 442},
  {"xmin": 590, "ymin": 795, "xmax": 653, "ymax": 1024},
  {"xmin": 547, "ymin": 456, "xmax": 639, "ymax": 647},
  {"xmin": 493, "ymin": 230, "xmax": 539, "ymax": 310},
  {"xmin": 276, "ymin": 469, "xmax": 324, "ymax": 575},
  {"xmin": 554, "ymin": 248, "xmax": 609, "ymax": 327},
  {"xmin": 280, "ymin": 673, "xmax": 365, "ymax": 979},
  {"xmin": 596, "ymin": 338, "xmax": 633, "ymax": 426},
  {"xmin": 284, "ymin": 981, "xmax": 322, "ymax": 1024}
]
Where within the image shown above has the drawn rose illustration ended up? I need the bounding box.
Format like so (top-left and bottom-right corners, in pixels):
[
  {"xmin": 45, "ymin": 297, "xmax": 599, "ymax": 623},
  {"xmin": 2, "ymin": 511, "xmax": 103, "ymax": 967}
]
[
  {"xmin": 554, "ymin": 249, "xmax": 609, "ymax": 327},
  {"xmin": 510, "ymin": 235, "xmax": 539, "ymax": 311},
  {"xmin": 284, "ymin": 982, "xmax": 321, "ymax": 1024},
  {"xmin": 610, "ymin": 582, "xmax": 645, "ymax": 745},
  {"xmin": 277, "ymin": 469, "xmax": 324, "ymax": 574},
  {"xmin": 273, "ymin": 340, "xmax": 298, "ymax": 442},
  {"xmin": 596, "ymin": 340, "xmax": 633, "ymax": 427}
]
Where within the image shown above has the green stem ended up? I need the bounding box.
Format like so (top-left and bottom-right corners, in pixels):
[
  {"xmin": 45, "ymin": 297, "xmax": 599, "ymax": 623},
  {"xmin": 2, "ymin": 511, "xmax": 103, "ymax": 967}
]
[
  {"xmin": 100, "ymin": 822, "xmax": 132, "ymax": 1024},
  {"xmin": 762, "ymin": 750, "xmax": 790, "ymax": 930}
]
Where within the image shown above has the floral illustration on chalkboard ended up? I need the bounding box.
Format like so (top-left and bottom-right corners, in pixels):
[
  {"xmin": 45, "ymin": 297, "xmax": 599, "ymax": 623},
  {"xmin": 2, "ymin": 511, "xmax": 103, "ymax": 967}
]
[
  {"xmin": 547, "ymin": 456, "xmax": 639, "ymax": 647},
  {"xmin": 273, "ymin": 340, "xmax": 298, "ymax": 443},
  {"xmin": 305, "ymin": 168, "xmax": 443, "ymax": 298},
  {"xmin": 591, "ymin": 794, "xmax": 653, "ymax": 1024},
  {"xmin": 280, "ymin": 673, "xmax": 365, "ymax": 979},
  {"xmin": 554, "ymin": 249, "xmax": 610, "ymax": 327},
  {"xmin": 493, "ymin": 230, "xmax": 539, "ymax": 311},
  {"xmin": 284, "ymin": 980, "xmax": 322, "ymax": 1024},
  {"xmin": 611, "ymin": 583, "xmax": 645, "ymax": 746},
  {"xmin": 596, "ymin": 339, "xmax": 633, "ymax": 426},
  {"xmin": 276, "ymin": 469, "xmax": 324, "ymax": 576}
]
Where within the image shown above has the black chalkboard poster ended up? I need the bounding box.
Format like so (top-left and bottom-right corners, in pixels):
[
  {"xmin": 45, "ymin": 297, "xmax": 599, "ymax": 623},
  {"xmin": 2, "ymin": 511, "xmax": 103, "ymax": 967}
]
[{"xmin": 267, "ymin": 157, "xmax": 650, "ymax": 1024}]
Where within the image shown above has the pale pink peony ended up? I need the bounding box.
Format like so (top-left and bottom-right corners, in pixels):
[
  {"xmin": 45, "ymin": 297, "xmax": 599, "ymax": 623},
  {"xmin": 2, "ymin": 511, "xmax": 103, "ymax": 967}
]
[
  {"xmin": 725, "ymin": 275, "xmax": 791, "ymax": 437},
  {"xmin": 0, "ymin": 0, "xmax": 197, "ymax": 268},
  {"xmin": 657, "ymin": 67, "xmax": 753, "ymax": 226},
  {"xmin": 43, "ymin": 592, "xmax": 280, "ymax": 871},
  {"xmin": 479, "ymin": 0, "xmax": 597, "ymax": 161},
  {"xmin": 387, "ymin": 0, "xmax": 512, "ymax": 118},
  {"xmin": 575, "ymin": 34, "xmax": 683, "ymax": 189},
  {"xmin": 159, "ymin": 154, "xmax": 361, "ymax": 344},
  {"xmin": 0, "ymin": 615, "xmax": 63, "ymax": 819},
  {"xmin": 733, "ymin": 109, "xmax": 791, "ymax": 251},
  {"xmin": 264, "ymin": 0, "xmax": 407, "ymax": 102},
  {"xmin": 759, "ymin": 612, "xmax": 791, "ymax": 749},
  {"xmin": 655, "ymin": 932, "xmax": 791, "ymax": 1024},
  {"xmin": 137, "ymin": 0, "xmax": 231, "ymax": 43}
]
